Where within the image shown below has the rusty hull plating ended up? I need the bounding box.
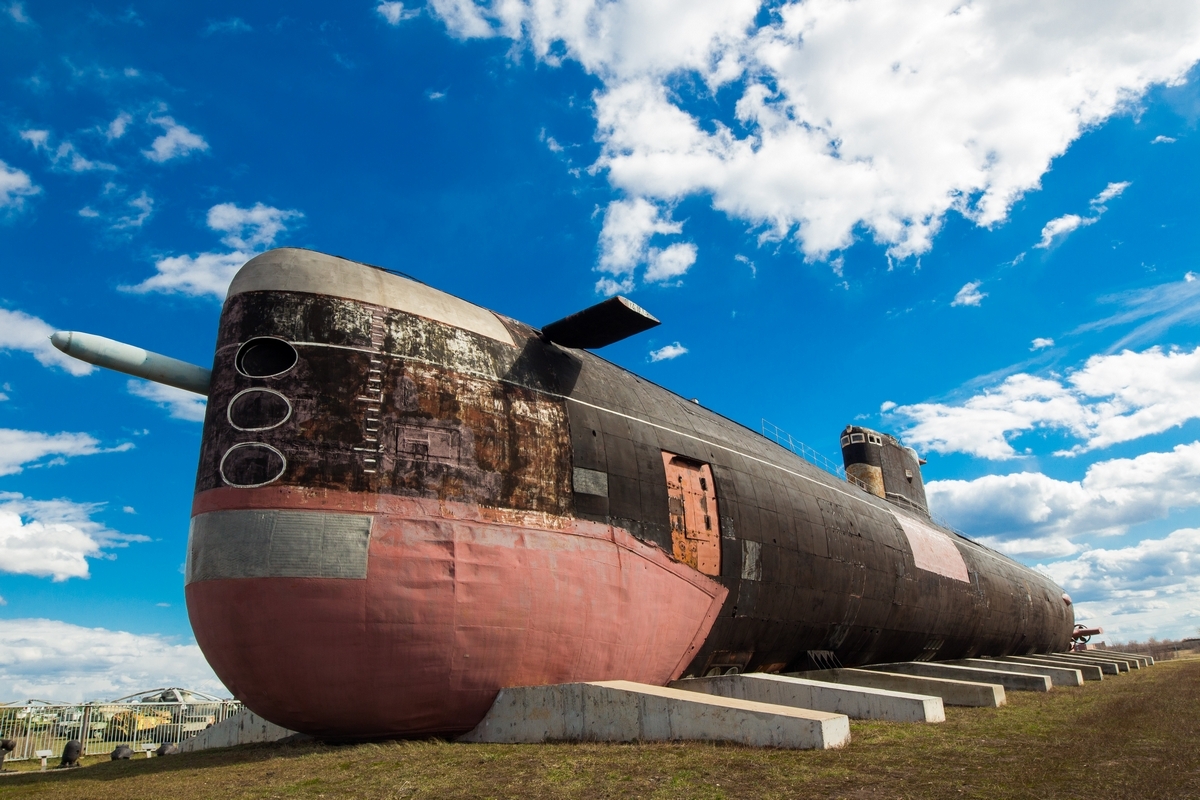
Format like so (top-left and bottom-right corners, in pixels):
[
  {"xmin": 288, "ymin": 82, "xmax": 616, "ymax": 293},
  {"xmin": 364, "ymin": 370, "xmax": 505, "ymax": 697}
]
[{"xmin": 187, "ymin": 248, "xmax": 1073, "ymax": 738}]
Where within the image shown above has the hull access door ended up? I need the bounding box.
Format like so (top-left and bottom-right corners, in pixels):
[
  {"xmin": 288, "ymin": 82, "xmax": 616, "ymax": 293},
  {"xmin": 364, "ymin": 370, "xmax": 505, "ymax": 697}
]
[{"xmin": 663, "ymin": 452, "xmax": 721, "ymax": 577}]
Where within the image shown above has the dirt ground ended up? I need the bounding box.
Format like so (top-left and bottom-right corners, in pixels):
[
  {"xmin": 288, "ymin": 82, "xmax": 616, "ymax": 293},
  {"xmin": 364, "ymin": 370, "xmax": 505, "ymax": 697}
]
[{"xmin": 1, "ymin": 656, "xmax": 1196, "ymax": 800}]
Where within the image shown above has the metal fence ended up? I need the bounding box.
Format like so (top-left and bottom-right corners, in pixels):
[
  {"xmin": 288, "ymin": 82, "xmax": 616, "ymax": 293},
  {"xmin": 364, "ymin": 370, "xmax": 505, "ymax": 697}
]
[{"xmin": 0, "ymin": 694, "xmax": 243, "ymax": 761}]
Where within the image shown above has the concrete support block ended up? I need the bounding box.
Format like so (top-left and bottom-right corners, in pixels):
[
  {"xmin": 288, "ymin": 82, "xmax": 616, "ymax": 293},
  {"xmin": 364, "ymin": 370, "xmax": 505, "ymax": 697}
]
[
  {"xmin": 1066, "ymin": 652, "xmax": 1140, "ymax": 670},
  {"xmin": 177, "ymin": 710, "xmax": 297, "ymax": 753},
  {"xmin": 864, "ymin": 662, "xmax": 1051, "ymax": 692},
  {"xmin": 949, "ymin": 658, "xmax": 1083, "ymax": 687},
  {"xmin": 671, "ymin": 673, "xmax": 945, "ymax": 723},
  {"xmin": 1060, "ymin": 653, "xmax": 1130, "ymax": 672},
  {"xmin": 459, "ymin": 680, "xmax": 850, "ymax": 750},
  {"xmin": 1001, "ymin": 655, "xmax": 1107, "ymax": 679},
  {"xmin": 795, "ymin": 668, "xmax": 1005, "ymax": 708}
]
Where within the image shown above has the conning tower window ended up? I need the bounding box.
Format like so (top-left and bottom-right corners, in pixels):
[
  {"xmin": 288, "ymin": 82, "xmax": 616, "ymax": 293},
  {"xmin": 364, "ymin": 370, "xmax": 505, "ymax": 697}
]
[
  {"xmin": 850, "ymin": 433, "xmax": 865, "ymax": 443},
  {"xmin": 840, "ymin": 435, "xmax": 851, "ymax": 447},
  {"xmin": 236, "ymin": 337, "xmax": 298, "ymax": 378},
  {"xmin": 868, "ymin": 434, "xmax": 883, "ymax": 445}
]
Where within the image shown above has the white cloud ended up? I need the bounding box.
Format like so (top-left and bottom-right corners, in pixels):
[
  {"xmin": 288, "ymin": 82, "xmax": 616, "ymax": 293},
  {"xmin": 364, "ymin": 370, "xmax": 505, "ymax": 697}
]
[
  {"xmin": 951, "ymin": 280, "xmax": 986, "ymax": 307},
  {"xmin": 127, "ymin": 251, "xmax": 249, "ymax": 298},
  {"xmin": 894, "ymin": 344, "xmax": 1200, "ymax": 459},
  {"xmin": 0, "ymin": 429, "xmax": 132, "ymax": 476},
  {"xmin": 20, "ymin": 129, "xmax": 116, "ymax": 173},
  {"xmin": 1075, "ymin": 272, "xmax": 1200, "ymax": 351},
  {"xmin": 1035, "ymin": 213, "xmax": 1095, "ymax": 249},
  {"xmin": 125, "ymin": 201, "xmax": 301, "ymax": 298},
  {"xmin": 1034, "ymin": 181, "xmax": 1130, "ymax": 249},
  {"xmin": 1090, "ymin": 180, "xmax": 1130, "ymax": 210},
  {"xmin": 0, "ymin": 308, "xmax": 94, "ymax": 375},
  {"xmin": 1031, "ymin": 337, "xmax": 1055, "ymax": 350},
  {"xmin": 6, "ymin": 2, "xmax": 30, "ymax": 24},
  {"xmin": 596, "ymin": 198, "xmax": 689, "ymax": 289},
  {"xmin": 142, "ymin": 116, "xmax": 209, "ymax": 163},
  {"xmin": 1151, "ymin": 135, "xmax": 1176, "ymax": 144},
  {"xmin": 206, "ymin": 202, "xmax": 300, "ymax": 250},
  {"xmin": 643, "ymin": 241, "xmax": 697, "ymax": 283},
  {"xmin": 111, "ymin": 190, "xmax": 153, "ymax": 229},
  {"xmin": 127, "ymin": 379, "xmax": 207, "ymax": 421},
  {"xmin": 929, "ymin": 442, "xmax": 1200, "ymax": 551},
  {"xmin": 377, "ymin": 2, "xmax": 418, "ymax": 25},
  {"xmin": 430, "ymin": 0, "xmax": 1200, "ymax": 266},
  {"xmin": 203, "ymin": 17, "xmax": 252, "ymax": 35},
  {"xmin": 0, "ymin": 159, "xmax": 41, "ymax": 210},
  {"xmin": 106, "ymin": 111, "xmax": 132, "ymax": 140},
  {"xmin": 649, "ymin": 342, "xmax": 688, "ymax": 361},
  {"xmin": 0, "ymin": 618, "xmax": 226, "ymax": 701},
  {"xmin": 0, "ymin": 493, "xmax": 147, "ymax": 581}
]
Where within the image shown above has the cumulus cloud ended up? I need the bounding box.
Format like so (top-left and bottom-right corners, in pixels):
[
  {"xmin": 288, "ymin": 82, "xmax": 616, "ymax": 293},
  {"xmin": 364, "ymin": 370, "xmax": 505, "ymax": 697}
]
[
  {"xmin": 1151, "ymin": 135, "xmax": 1176, "ymax": 144},
  {"xmin": 1031, "ymin": 337, "xmax": 1055, "ymax": 350},
  {"xmin": 430, "ymin": 0, "xmax": 1200, "ymax": 270},
  {"xmin": 596, "ymin": 198, "xmax": 685, "ymax": 289},
  {"xmin": 951, "ymin": 280, "xmax": 986, "ymax": 307},
  {"xmin": 929, "ymin": 442, "xmax": 1200, "ymax": 553},
  {"xmin": 206, "ymin": 202, "xmax": 300, "ymax": 251},
  {"xmin": 377, "ymin": 2, "xmax": 418, "ymax": 24},
  {"xmin": 0, "ymin": 429, "xmax": 132, "ymax": 476},
  {"xmin": 0, "ymin": 159, "xmax": 40, "ymax": 210},
  {"xmin": 142, "ymin": 115, "xmax": 209, "ymax": 163},
  {"xmin": 892, "ymin": 344, "xmax": 1200, "ymax": 459},
  {"xmin": 0, "ymin": 618, "xmax": 226, "ymax": 701},
  {"xmin": 0, "ymin": 308, "xmax": 94, "ymax": 375},
  {"xmin": 643, "ymin": 242, "xmax": 697, "ymax": 284},
  {"xmin": 0, "ymin": 493, "xmax": 147, "ymax": 581},
  {"xmin": 127, "ymin": 379, "xmax": 207, "ymax": 421},
  {"xmin": 649, "ymin": 342, "xmax": 688, "ymax": 361},
  {"xmin": 125, "ymin": 201, "xmax": 302, "ymax": 298}
]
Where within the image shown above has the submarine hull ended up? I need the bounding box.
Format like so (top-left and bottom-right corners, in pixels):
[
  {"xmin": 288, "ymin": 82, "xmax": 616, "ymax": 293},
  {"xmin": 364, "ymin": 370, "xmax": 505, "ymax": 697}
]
[{"xmin": 186, "ymin": 248, "xmax": 1073, "ymax": 737}]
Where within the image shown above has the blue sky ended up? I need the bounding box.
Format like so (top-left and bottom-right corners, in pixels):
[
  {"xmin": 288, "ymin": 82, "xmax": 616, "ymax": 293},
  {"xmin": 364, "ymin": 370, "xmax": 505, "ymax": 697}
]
[{"xmin": 3, "ymin": 1, "xmax": 1200, "ymax": 700}]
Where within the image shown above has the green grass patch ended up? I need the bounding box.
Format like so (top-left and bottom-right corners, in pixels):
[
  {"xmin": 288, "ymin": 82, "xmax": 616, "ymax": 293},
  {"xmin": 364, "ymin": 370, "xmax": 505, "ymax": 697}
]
[{"xmin": 1, "ymin": 657, "xmax": 1196, "ymax": 799}]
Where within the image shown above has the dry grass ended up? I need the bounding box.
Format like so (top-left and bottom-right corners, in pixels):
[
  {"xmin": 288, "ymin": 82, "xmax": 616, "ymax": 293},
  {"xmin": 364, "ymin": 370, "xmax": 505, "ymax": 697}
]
[{"xmin": 1, "ymin": 657, "xmax": 1197, "ymax": 800}]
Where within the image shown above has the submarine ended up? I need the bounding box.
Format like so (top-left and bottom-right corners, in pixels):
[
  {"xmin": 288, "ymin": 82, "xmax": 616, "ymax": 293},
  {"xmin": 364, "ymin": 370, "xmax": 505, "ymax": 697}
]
[{"xmin": 54, "ymin": 247, "xmax": 1074, "ymax": 739}]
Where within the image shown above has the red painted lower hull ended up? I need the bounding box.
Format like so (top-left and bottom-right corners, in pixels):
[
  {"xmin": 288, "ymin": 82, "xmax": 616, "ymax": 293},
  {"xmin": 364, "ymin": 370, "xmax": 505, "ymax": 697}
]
[{"xmin": 187, "ymin": 488, "xmax": 727, "ymax": 737}]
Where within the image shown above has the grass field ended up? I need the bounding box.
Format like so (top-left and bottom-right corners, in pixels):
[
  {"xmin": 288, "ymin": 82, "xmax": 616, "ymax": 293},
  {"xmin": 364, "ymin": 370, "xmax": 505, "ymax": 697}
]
[{"xmin": 1, "ymin": 657, "xmax": 1196, "ymax": 799}]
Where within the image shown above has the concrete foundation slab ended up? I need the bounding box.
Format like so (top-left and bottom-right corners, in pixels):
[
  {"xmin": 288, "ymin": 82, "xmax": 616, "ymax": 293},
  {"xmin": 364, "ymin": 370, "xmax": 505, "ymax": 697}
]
[
  {"xmin": 178, "ymin": 710, "xmax": 298, "ymax": 753},
  {"xmin": 948, "ymin": 659, "xmax": 1083, "ymax": 687},
  {"xmin": 671, "ymin": 673, "xmax": 945, "ymax": 723},
  {"xmin": 794, "ymin": 668, "xmax": 1005, "ymax": 708},
  {"xmin": 459, "ymin": 680, "xmax": 850, "ymax": 749},
  {"xmin": 1001, "ymin": 655, "xmax": 1108, "ymax": 679},
  {"xmin": 864, "ymin": 662, "xmax": 1051, "ymax": 692}
]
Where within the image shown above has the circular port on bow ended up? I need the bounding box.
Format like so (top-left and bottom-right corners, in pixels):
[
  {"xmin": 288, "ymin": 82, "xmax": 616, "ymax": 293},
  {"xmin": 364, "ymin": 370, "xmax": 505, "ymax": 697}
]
[
  {"xmin": 235, "ymin": 337, "xmax": 298, "ymax": 378},
  {"xmin": 219, "ymin": 443, "xmax": 287, "ymax": 488},
  {"xmin": 228, "ymin": 388, "xmax": 292, "ymax": 431}
]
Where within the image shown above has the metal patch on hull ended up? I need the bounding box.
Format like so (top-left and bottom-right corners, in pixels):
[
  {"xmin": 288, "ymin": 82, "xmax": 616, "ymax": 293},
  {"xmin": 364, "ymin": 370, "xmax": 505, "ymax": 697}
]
[
  {"xmin": 187, "ymin": 509, "xmax": 372, "ymax": 583},
  {"xmin": 894, "ymin": 514, "xmax": 970, "ymax": 583}
]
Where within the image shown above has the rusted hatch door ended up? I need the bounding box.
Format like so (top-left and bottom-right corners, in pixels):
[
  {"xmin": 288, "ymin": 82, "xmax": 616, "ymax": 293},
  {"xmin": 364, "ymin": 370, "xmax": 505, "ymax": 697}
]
[{"xmin": 662, "ymin": 452, "xmax": 721, "ymax": 576}]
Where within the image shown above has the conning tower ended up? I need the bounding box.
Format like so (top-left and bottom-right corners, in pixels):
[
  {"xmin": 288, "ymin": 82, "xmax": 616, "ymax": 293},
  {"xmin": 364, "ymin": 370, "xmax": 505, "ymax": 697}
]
[{"xmin": 840, "ymin": 425, "xmax": 928, "ymax": 515}]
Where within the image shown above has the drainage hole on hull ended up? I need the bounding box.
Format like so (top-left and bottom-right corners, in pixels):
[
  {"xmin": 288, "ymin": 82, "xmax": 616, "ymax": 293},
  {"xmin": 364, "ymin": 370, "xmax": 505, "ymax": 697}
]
[
  {"xmin": 220, "ymin": 443, "xmax": 287, "ymax": 488},
  {"xmin": 235, "ymin": 337, "xmax": 298, "ymax": 378},
  {"xmin": 228, "ymin": 388, "xmax": 292, "ymax": 431}
]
